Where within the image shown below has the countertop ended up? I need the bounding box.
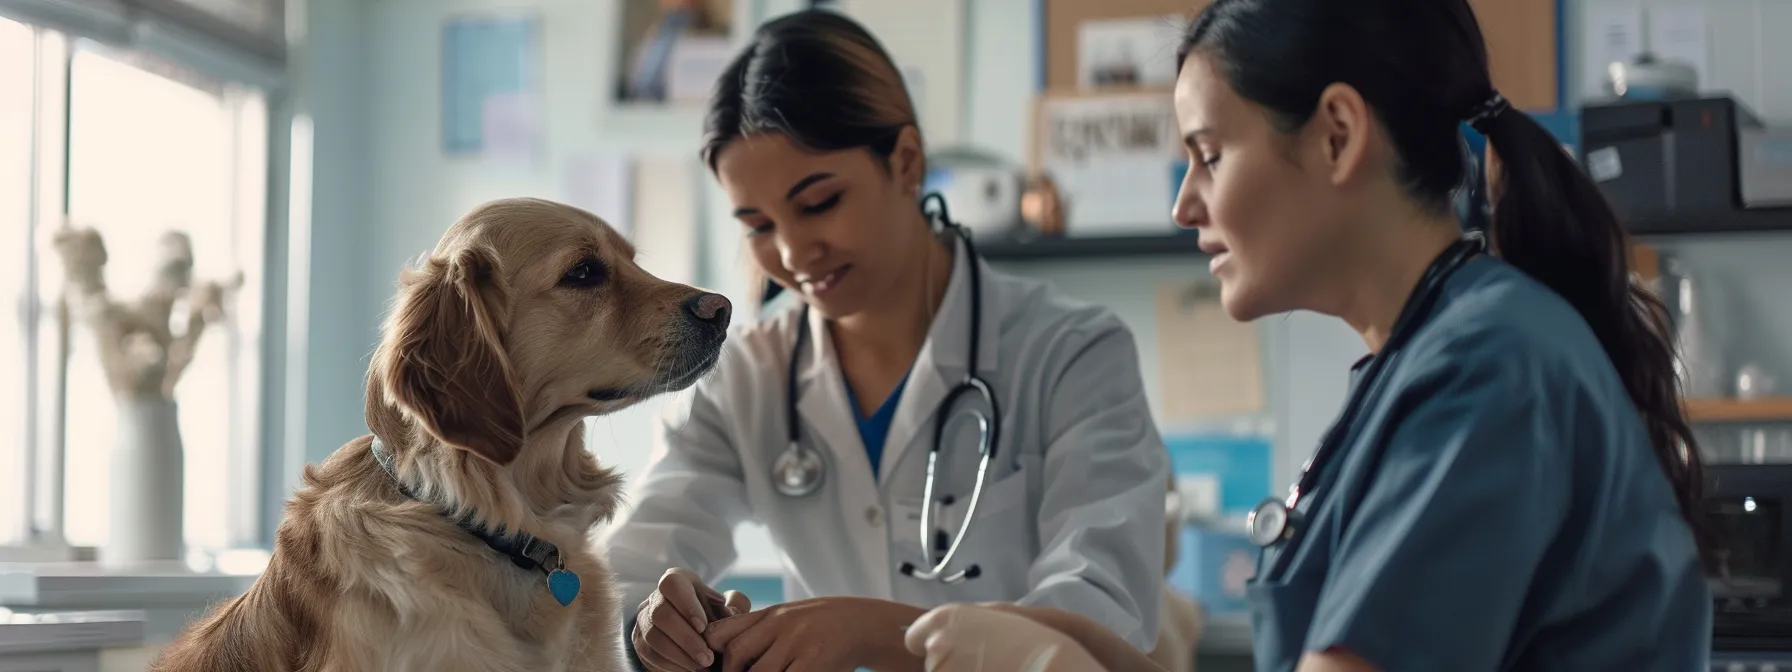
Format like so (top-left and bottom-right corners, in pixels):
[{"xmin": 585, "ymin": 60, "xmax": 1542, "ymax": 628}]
[
  {"xmin": 0, "ymin": 562, "xmax": 258, "ymax": 641},
  {"xmin": 0, "ymin": 609, "xmax": 145, "ymax": 655}
]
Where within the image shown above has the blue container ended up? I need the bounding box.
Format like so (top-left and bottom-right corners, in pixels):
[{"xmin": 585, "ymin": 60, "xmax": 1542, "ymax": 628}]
[
  {"xmin": 1164, "ymin": 433, "xmax": 1273, "ymax": 518},
  {"xmin": 1167, "ymin": 525, "xmax": 1260, "ymax": 618}
]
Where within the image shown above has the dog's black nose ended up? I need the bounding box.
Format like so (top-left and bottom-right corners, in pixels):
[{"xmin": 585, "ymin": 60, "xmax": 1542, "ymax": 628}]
[{"xmin": 683, "ymin": 292, "xmax": 732, "ymax": 329}]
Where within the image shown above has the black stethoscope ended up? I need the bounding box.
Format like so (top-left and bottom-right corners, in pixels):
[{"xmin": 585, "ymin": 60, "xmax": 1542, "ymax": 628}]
[
  {"xmin": 770, "ymin": 192, "xmax": 1001, "ymax": 584},
  {"xmin": 1245, "ymin": 232, "xmax": 1487, "ymax": 549}
]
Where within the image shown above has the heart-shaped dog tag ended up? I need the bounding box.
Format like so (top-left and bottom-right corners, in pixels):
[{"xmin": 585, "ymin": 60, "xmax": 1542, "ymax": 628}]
[{"xmin": 548, "ymin": 568, "xmax": 580, "ymax": 606}]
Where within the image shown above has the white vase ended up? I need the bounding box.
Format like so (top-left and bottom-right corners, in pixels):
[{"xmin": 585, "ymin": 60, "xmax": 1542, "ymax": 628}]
[{"xmin": 103, "ymin": 396, "xmax": 185, "ymax": 565}]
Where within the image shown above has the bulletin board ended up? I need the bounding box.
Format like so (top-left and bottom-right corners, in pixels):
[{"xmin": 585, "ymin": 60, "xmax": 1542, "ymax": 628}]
[{"xmin": 1040, "ymin": 0, "xmax": 1207, "ymax": 92}]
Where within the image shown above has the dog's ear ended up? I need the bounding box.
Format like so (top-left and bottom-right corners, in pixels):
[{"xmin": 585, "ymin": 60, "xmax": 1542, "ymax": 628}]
[{"xmin": 381, "ymin": 246, "xmax": 524, "ymax": 465}]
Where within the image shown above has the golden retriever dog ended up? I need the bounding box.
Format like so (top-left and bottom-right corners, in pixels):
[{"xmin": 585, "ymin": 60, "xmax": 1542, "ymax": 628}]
[{"xmin": 151, "ymin": 197, "xmax": 732, "ymax": 671}]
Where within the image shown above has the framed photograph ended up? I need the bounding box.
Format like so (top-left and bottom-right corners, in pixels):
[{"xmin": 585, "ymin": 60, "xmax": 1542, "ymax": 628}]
[{"xmin": 614, "ymin": 0, "xmax": 734, "ymax": 106}]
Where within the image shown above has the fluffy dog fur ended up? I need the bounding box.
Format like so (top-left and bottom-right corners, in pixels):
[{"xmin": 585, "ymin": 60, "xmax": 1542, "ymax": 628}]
[{"xmin": 151, "ymin": 198, "xmax": 731, "ymax": 672}]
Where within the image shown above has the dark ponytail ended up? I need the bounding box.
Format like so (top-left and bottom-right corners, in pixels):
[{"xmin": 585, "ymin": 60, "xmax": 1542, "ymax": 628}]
[
  {"xmin": 1183, "ymin": 0, "xmax": 1714, "ymax": 569},
  {"xmin": 1475, "ymin": 96, "xmax": 1715, "ymax": 569}
]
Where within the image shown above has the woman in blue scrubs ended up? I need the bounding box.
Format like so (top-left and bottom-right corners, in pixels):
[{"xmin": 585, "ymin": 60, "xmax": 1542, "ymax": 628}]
[
  {"xmin": 1165, "ymin": 0, "xmax": 1716, "ymax": 670},
  {"xmin": 912, "ymin": 1, "xmax": 1717, "ymax": 669},
  {"xmin": 910, "ymin": 2, "xmax": 1717, "ymax": 669}
]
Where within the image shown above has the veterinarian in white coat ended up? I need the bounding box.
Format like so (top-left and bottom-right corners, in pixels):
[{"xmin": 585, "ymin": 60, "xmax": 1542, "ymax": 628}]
[{"xmin": 601, "ymin": 10, "xmax": 1169, "ymax": 672}]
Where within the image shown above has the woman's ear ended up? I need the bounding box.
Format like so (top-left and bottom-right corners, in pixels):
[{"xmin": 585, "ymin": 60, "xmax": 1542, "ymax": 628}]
[
  {"xmin": 1311, "ymin": 83, "xmax": 1373, "ymax": 187},
  {"xmin": 378, "ymin": 246, "xmax": 524, "ymax": 465},
  {"xmin": 891, "ymin": 125, "xmax": 926, "ymax": 197},
  {"xmin": 1484, "ymin": 142, "xmax": 1505, "ymax": 202}
]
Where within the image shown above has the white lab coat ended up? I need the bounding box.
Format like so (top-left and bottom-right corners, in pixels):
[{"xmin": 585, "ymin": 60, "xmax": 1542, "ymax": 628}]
[{"xmin": 601, "ymin": 236, "xmax": 1169, "ymax": 650}]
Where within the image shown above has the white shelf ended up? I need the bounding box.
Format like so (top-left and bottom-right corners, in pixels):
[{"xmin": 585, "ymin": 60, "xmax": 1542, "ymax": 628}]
[
  {"xmin": 0, "ymin": 562, "xmax": 258, "ymax": 609},
  {"xmin": 0, "ymin": 610, "xmax": 145, "ymax": 655}
]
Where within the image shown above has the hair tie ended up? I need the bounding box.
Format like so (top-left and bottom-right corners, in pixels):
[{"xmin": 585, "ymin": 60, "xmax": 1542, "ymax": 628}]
[{"xmin": 1464, "ymin": 92, "xmax": 1510, "ymax": 133}]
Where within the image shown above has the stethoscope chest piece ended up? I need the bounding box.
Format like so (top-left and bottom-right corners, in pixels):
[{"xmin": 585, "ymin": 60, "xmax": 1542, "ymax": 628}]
[
  {"xmin": 772, "ymin": 441, "xmax": 826, "ymax": 497},
  {"xmin": 1246, "ymin": 496, "xmax": 1296, "ymax": 548},
  {"xmin": 772, "ymin": 192, "xmax": 1004, "ymax": 583},
  {"xmin": 1243, "ymin": 235, "xmax": 1485, "ymax": 552}
]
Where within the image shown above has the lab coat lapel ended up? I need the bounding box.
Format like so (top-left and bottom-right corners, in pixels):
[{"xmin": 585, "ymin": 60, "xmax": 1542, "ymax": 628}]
[
  {"xmin": 793, "ymin": 306, "xmax": 880, "ymax": 497},
  {"xmin": 877, "ymin": 235, "xmax": 1003, "ymax": 480}
]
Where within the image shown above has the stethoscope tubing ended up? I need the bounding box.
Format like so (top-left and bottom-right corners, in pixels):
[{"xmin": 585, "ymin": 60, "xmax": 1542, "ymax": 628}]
[
  {"xmin": 773, "ymin": 193, "xmax": 1001, "ymax": 583},
  {"xmin": 1248, "ymin": 233, "xmax": 1486, "ymax": 551}
]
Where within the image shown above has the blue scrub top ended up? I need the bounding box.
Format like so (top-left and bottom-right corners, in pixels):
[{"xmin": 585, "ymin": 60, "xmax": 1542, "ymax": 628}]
[
  {"xmin": 842, "ymin": 370, "xmax": 910, "ymax": 480},
  {"xmin": 1249, "ymin": 256, "xmax": 1711, "ymax": 671}
]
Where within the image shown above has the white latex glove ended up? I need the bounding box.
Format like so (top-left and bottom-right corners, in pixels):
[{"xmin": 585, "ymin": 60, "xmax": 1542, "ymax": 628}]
[{"xmin": 904, "ymin": 604, "xmax": 1107, "ymax": 672}]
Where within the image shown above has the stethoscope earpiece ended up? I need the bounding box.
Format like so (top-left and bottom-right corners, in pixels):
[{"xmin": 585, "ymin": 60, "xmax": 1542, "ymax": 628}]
[{"xmin": 921, "ymin": 191, "xmax": 955, "ymax": 230}]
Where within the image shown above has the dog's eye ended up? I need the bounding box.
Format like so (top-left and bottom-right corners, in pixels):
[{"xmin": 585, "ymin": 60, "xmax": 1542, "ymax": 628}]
[{"xmin": 560, "ymin": 259, "xmax": 606, "ymax": 288}]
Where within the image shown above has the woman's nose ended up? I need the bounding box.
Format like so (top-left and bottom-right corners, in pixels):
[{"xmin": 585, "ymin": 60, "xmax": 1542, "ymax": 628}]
[
  {"xmin": 777, "ymin": 230, "xmax": 826, "ymax": 272},
  {"xmin": 1171, "ymin": 186, "xmax": 1207, "ymax": 230}
]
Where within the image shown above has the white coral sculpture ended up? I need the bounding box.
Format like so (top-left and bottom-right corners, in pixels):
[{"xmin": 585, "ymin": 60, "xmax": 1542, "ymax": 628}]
[{"xmin": 50, "ymin": 225, "xmax": 245, "ymax": 400}]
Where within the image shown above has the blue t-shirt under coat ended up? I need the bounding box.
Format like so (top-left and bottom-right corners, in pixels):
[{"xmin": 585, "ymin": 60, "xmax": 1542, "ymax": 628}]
[{"xmin": 842, "ymin": 371, "xmax": 910, "ymax": 480}]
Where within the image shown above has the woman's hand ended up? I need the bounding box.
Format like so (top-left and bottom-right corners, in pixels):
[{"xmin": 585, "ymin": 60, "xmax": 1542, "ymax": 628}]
[
  {"xmin": 632, "ymin": 568, "xmax": 751, "ymax": 672},
  {"xmin": 902, "ymin": 603, "xmax": 1106, "ymax": 672},
  {"xmin": 702, "ymin": 596, "xmax": 925, "ymax": 672},
  {"xmin": 961, "ymin": 603, "xmax": 1167, "ymax": 672}
]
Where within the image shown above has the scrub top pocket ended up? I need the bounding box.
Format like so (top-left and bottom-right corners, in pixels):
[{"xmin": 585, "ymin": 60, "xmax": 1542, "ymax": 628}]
[{"xmin": 1246, "ymin": 569, "xmax": 1326, "ymax": 672}]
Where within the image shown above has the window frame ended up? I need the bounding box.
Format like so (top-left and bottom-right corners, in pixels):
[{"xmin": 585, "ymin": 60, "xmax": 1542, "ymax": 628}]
[
  {"xmin": 0, "ymin": 15, "xmax": 48, "ymax": 547},
  {"xmin": 22, "ymin": 20, "xmax": 71, "ymax": 550},
  {"xmin": 0, "ymin": 9, "xmax": 294, "ymax": 560}
]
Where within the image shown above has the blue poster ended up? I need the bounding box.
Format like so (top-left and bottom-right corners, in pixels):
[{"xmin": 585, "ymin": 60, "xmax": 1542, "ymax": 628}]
[
  {"xmin": 441, "ymin": 14, "xmax": 541, "ymax": 155},
  {"xmin": 1164, "ymin": 432, "xmax": 1273, "ymax": 517},
  {"xmin": 1168, "ymin": 525, "xmax": 1259, "ymax": 617}
]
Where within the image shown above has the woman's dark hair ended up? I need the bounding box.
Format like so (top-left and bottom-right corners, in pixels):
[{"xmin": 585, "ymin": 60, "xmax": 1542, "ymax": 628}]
[
  {"xmin": 1180, "ymin": 0, "xmax": 1714, "ymax": 568},
  {"xmin": 701, "ymin": 9, "xmax": 917, "ymax": 171}
]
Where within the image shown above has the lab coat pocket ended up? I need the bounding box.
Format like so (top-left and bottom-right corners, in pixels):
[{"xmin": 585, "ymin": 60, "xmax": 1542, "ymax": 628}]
[
  {"xmin": 891, "ymin": 460, "xmax": 1034, "ymax": 565},
  {"xmin": 956, "ymin": 457, "xmax": 1032, "ymax": 518}
]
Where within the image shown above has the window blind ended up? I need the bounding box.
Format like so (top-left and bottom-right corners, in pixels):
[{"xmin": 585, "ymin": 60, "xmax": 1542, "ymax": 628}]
[{"xmin": 0, "ymin": 0, "xmax": 286, "ymax": 90}]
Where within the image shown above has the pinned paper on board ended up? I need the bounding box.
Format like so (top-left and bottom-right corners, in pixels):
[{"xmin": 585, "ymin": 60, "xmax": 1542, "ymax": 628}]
[
  {"xmin": 1647, "ymin": 6, "xmax": 1710, "ymax": 92},
  {"xmin": 1034, "ymin": 91, "xmax": 1182, "ymax": 236},
  {"xmin": 1075, "ymin": 15, "xmax": 1184, "ymax": 88},
  {"xmin": 1582, "ymin": 7, "xmax": 1645, "ymax": 99},
  {"xmin": 479, "ymin": 91, "xmax": 544, "ymax": 168},
  {"xmin": 441, "ymin": 13, "xmax": 543, "ymax": 164},
  {"xmin": 1156, "ymin": 281, "xmax": 1264, "ymax": 421}
]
